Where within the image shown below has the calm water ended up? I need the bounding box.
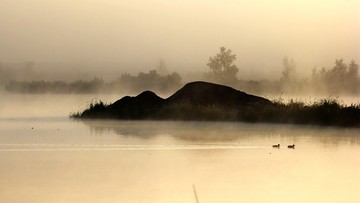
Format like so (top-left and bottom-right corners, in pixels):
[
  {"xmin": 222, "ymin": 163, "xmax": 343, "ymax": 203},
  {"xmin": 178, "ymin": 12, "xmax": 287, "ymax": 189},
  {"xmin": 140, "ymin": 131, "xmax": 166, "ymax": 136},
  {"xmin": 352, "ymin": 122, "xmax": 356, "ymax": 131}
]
[{"xmin": 0, "ymin": 94, "xmax": 360, "ymax": 203}]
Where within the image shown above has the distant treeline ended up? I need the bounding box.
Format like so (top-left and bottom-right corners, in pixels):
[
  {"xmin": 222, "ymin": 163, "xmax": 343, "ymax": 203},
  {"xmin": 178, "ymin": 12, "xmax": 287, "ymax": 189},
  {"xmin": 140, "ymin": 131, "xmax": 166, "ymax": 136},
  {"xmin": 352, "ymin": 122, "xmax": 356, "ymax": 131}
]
[
  {"xmin": 2, "ymin": 53, "xmax": 359, "ymax": 96},
  {"xmin": 0, "ymin": 61, "xmax": 34, "ymax": 86},
  {"xmin": 5, "ymin": 78, "xmax": 106, "ymax": 94},
  {"xmin": 235, "ymin": 59, "xmax": 360, "ymax": 96},
  {"xmin": 5, "ymin": 70, "xmax": 182, "ymax": 94},
  {"xmin": 309, "ymin": 59, "xmax": 359, "ymax": 95},
  {"xmin": 203, "ymin": 48, "xmax": 359, "ymax": 96}
]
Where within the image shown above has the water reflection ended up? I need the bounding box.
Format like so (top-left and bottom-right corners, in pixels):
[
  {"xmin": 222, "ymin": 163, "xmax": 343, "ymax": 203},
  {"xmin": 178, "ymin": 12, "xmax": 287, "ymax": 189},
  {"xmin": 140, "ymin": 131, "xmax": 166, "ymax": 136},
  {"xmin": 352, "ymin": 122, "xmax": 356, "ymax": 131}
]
[
  {"xmin": 80, "ymin": 119, "xmax": 360, "ymax": 148},
  {"xmin": 1, "ymin": 118, "xmax": 360, "ymax": 203}
]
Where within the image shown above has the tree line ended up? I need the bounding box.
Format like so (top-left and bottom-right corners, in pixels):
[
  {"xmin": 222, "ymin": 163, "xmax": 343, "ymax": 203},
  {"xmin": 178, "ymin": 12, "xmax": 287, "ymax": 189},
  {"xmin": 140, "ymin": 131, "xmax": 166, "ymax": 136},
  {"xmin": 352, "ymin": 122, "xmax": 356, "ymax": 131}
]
[
  {"xmin": 205, "ymin": 47, "xmax": 359, "ymax": 96},
  {"xmin": 4, "ymin": 70, "xmax": 182, "ymax": 95},
  {"xmin": 2, "ymin": 47, "xmax": 359, "ymax": 96}
]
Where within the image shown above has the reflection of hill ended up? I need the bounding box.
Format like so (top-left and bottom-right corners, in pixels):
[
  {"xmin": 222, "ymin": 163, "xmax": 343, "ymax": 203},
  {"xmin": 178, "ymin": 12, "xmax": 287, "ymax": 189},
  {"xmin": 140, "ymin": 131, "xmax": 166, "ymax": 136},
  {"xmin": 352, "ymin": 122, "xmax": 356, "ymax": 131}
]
[
  {"xmin": 81, "ymin": 120, "xmax": 266, "ymax": 142},
  {"xmin": 81, "ymin": 120, "xmax": 360, "ymax": 146}
]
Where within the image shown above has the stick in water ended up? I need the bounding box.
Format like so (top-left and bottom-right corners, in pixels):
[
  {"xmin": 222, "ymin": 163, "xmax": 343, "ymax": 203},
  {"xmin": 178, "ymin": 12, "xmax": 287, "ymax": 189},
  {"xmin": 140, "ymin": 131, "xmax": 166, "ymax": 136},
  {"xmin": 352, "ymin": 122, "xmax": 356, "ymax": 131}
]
[{"xmin": 193, "ymin": 184, "xmax": 199, "ymax": 203}]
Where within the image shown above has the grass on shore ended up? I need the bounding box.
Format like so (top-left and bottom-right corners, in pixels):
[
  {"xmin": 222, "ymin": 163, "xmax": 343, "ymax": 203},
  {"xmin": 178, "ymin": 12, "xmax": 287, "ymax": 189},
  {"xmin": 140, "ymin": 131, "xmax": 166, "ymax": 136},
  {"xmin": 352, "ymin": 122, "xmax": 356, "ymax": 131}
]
[{"xmin": 71, "ymin": 98, "xmax": 360, "ymax": 127}]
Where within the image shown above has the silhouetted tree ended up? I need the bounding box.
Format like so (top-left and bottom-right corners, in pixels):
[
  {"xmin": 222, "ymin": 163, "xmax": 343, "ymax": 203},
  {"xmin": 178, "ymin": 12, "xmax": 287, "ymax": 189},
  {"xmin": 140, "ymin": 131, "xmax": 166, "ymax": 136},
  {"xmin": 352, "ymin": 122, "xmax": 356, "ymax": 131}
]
[
  {"xmin": 313, "ymin": 59, "xmax": 360, "ymax": 95},
  {"xmin": 160, "ymin": 72, "xmax": 182, "ymax": 93},
  {"xmin": 345, "ymin": 60, "xmax": 359, "ymax": 94},
  {"xmin": 207, "ymin": 47, "xmax": 239, "ymax": 85},
  {"xmin": 325, "ymin": 59, "xmax": 348, "ymax": 94},
  {"xmin": 156, "ymin": 60, "xmax": 168, "ymax": 75},
  {"xmin": 24, "ymin": 61, "xmax": 34, "ymax": 79},
  {"xmin": 280, "ymin": 57, "xmax": 296, "ymax": 83},
  {"xmin": 310, "ymin": 66, "xmax": 326, "ymax": 93},
  {"xmin": 280, "ymin": 57, "xmax": 297, "ymax": 93},
  {"xmin": 114, "ymin": 70, "xmax": 182, "ymax": 94}
]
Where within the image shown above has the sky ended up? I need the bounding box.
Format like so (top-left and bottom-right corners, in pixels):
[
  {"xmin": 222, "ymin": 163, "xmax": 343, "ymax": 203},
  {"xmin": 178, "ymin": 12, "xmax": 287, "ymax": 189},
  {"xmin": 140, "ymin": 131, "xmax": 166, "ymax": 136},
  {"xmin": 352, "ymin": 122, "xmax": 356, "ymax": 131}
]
[{"xmin": 0, "ymin": 0, "xmax": 359, "ymax": 78}]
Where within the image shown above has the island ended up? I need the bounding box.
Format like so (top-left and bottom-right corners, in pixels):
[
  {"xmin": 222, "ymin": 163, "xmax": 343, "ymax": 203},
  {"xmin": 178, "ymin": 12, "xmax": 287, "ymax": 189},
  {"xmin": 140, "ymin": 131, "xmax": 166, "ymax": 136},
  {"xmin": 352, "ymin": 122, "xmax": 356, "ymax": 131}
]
[{"xmin": 71, "ymin": 81, "xmax": 360, "ymax": 127}]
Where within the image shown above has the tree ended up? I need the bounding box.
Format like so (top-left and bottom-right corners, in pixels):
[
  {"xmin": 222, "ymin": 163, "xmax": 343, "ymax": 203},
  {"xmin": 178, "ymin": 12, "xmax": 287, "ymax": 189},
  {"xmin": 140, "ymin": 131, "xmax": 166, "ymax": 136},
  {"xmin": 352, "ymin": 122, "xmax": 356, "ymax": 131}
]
[
  {"xmin": 279, "ymin": 57, "xmax": 297, "ymax": 94},
  {"xmin": 325, "ymin": 59, "xmax": 347, "ymax": 94},
  {"xmin": 156, "ymin": 59, "xmax": 168, "ymax": 75},
  {"xmin": 320, "ymin": 59, "xmax": 359, "ymax": 95},
  {"xmin": 280, "ymin": 57, "xmax": 296, "ymax": 83},
  {"xmin": 207, "ymin": 47, "xmax": 239, "ymax": 84},
  {"xmin": 347, "ymin": 60, "xmax": 359, "ymax": 81},
  {"xmin": 345, "ymin": 60, "xmax": 359, "ymax": 94}
]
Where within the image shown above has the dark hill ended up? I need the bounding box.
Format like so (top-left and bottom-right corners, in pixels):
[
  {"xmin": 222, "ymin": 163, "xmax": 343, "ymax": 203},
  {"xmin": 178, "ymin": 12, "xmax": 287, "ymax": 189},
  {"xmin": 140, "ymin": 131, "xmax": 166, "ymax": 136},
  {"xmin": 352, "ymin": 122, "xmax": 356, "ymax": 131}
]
[
  {"xmin": 72, "ymin": 81, "xmax": 360, "ymax": 126},
  {"xmin": 107, "ymin": 90, "xmax": 165, "ymax": 119},
  {"xmin": 166, "ymin": 81, "xmax": 271, "ymax": 107},
  {"xmin": 72, "ymin": 80, "xmax": 360, "ymax": 127},
  {"xmin": 111, "ymin": 90, "xmax": 164, "ymax": 109},
  {"xmin": 75, "ymin": 81, "xmax": 272, "ymax": 120}
]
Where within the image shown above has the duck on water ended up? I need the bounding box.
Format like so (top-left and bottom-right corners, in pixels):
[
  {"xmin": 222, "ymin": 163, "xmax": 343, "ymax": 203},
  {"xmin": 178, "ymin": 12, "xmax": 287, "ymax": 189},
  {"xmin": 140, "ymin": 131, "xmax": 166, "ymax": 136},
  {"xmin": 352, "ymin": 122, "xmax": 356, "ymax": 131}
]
[
  {"xmin": 288, "ymin": 144, "xmax": 295, "ymax": 149},
  {"xmin": 272, "ymin": 144, "xmax": 295, "ymax": 149},
  {"xmin": 272, "ymin": 144, "xmax": 280, "ymax": 148}
]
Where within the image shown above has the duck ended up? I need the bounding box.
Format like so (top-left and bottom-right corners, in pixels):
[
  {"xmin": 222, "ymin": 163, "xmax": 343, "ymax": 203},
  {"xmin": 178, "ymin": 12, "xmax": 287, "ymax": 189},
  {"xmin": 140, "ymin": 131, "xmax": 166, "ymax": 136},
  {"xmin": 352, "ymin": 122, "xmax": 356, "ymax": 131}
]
[
  {"xmin": 287, "ymin": 144, "xmax": 295, "ymax": 149},
  {"xmin": 272, "ymin": 144, "xmax": 280, "ymax": 148}
]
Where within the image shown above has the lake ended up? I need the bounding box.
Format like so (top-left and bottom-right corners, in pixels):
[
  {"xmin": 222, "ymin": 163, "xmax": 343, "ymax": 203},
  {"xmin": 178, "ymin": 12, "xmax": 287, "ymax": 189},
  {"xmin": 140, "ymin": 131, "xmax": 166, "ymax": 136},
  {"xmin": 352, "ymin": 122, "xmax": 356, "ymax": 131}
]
[{"xmin": 0, "ymin": 94, "xmax": 360, "ymax": 203}]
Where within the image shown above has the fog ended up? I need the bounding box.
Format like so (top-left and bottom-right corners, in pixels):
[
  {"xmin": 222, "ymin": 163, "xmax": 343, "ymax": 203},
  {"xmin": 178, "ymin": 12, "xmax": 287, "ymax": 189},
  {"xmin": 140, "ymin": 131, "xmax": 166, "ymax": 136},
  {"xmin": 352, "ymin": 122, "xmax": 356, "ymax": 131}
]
[
  {"xmin": 1, "ymin": 0, "xmax": 359, "ymax": 79},
  {"xmin": 1, "ymin": 118, "xmax": 360, "ymax": 203}
]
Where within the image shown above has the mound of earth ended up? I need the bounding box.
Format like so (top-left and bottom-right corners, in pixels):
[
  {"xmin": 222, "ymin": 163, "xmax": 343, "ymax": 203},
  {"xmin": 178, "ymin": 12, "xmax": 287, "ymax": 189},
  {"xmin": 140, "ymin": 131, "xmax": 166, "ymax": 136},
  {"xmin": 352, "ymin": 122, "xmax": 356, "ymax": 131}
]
[
  {"xmin": 76, "ymin": 81, "xmax": 272, "ymax": 120},
  {"xmin": 166, "ymin": 81, "xmax": 271, "ymax": 107}
]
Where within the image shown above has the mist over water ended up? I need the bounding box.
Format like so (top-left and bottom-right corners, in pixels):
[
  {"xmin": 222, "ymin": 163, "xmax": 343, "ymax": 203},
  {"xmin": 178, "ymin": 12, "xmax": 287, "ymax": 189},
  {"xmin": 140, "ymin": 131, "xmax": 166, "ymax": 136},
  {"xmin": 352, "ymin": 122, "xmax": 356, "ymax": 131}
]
[
  {"xmin": 1, "ymin": 1, "xmax": 360, "ymax": 202},
  {"xmin": 1, "ymin": 117, "xmax": 360, "ymax": 203},
  {"xmin": 0, "ymin": 87, "xmax": 359, "ymax": 203}
]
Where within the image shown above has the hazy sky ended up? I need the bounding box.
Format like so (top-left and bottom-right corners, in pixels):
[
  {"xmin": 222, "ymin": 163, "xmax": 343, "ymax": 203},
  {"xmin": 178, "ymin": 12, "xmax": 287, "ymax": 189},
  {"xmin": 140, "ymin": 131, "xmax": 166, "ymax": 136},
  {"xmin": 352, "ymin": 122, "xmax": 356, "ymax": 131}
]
[{"xmin": 1, "ymin": 0, "xmax": 359, "ymax": 78}]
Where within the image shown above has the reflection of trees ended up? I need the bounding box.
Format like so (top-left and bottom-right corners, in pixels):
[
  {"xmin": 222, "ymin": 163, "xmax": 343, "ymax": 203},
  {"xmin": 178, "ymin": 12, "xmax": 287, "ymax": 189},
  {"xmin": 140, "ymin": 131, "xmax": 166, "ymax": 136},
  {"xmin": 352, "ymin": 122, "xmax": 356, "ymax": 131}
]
[
  {"xmin": 83, "ymin": 120, "xmax": 249, "ymax": 141},
  {"xmin": 312, "ymin": 128, "xmax": 360, "ymax": 149}
]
